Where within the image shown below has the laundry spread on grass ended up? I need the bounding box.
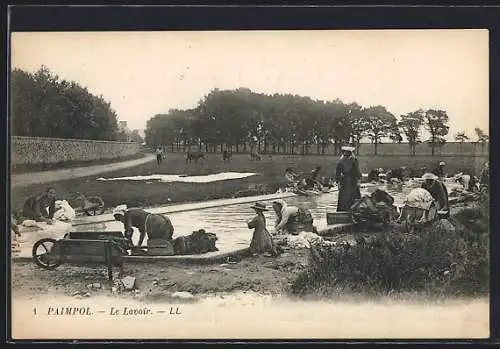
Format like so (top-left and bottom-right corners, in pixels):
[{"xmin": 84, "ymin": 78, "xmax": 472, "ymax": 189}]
[{"xmin": 96, "ymin": 172, "xmax": 259, "ymax": 183}]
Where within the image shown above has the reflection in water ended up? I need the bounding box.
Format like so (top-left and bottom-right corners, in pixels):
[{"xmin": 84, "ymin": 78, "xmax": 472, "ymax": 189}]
[{"xmin": 75, "ymin": 182, "xmax": 458, "ymax": 253}]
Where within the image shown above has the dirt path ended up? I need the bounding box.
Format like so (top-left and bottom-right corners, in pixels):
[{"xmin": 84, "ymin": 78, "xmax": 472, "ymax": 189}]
[
  {"xmin": 11, "ymin": 249, "xmax": 310, "ymax": 299},
  {"xmin": 11, "ymin": 155, "xmax": 156, "ymax": 188}
]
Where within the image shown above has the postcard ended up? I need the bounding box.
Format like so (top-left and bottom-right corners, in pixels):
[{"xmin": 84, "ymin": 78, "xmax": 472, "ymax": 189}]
[{"xmin": 10, "ymin": 29, "xmax": 489, "ymax": 340}]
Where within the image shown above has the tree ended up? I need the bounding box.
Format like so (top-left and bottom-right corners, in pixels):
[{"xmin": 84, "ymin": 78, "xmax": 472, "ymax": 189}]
[
  {"xmin": 454, "ymin": 131, "xmax": 469, "ymax": 152},
  {"xmin": 474, "ymin": 127, "xmax": 489, "ymax": 145},
  {"xmin": 399, "ymin": 109, "xmax": 424, "ymax": 156},
  {"xmin": 363, "ymin": 105, "xmax": 397, "ymax": 155},
  {"xmin": 424, "ymin": 109, "xmax": 450, "ymax": 156},
  {"xmin": 11, "ymin": 66, "xmax": 120, "ymax": 141},
  {"xmin": 130, "ymin": 129, "xmax": 144, "ymax": 144},
  {"xmin": 327, "ymin": 101, "xmax": 366, "ymax": 155},
  {"xmin": 454, "ymin": 131, "xmax": 468, "ymax": 143},
  {"xmin": 389, "ymin": 124, "xmax": 403, "ymax": 144}
]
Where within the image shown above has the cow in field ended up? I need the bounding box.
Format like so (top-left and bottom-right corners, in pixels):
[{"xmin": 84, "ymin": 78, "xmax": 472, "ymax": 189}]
[
  {"xmin": 222, "ymin": 150, "xmax": 232, "ymax": 163},
  {"xmin": 186, "ymin": 150, "xmax": 205, "ymax": 164},
  {"xmin": 249, "ymin": 151, "xmax": 262, "ymax": 161}
]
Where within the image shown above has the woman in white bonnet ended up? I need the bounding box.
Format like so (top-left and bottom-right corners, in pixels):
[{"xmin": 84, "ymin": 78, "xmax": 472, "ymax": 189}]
[
  {"xmin": 113, "ymin": 204, "xmax": 174, "ymax": 247},
  {"xmin": 398, "ymin": 187, "xmax": 438, "ymax": 233}
]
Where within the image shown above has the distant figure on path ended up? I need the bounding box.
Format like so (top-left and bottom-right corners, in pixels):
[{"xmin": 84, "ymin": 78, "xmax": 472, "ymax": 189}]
[
  {"xmin": 272, "ymin": 199, "xmax": 315, "ymax": 235},
  {"xmin": 247, "ymin": 202, "xmax": 281, "ymax": 256},
  {"xmin": 335, "ymin": 146, "xmax": 361, "ymax": 212},
  {"xmin": 22, "ymin": 187, "xmax": 57, "ymax": 223},
  {"xmin": 155, "ymin": 147, "xmax": 163, "ymax": 165},
  {"xmin": 113, "ymin": 205, "xmax": 174, "ymax": 247},
  {"xmin": 421, "ymin": 173, "xmax": 449, "ymax": 218},
  {"xmin": 222, "ymin": 150, "xmax": 232, "ymax": 162}
]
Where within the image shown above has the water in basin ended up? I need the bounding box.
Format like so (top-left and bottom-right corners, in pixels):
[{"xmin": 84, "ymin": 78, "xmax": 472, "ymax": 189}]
[{"xmin": 75, "ymin": 181, "xmax": 460, "ymax": 253}]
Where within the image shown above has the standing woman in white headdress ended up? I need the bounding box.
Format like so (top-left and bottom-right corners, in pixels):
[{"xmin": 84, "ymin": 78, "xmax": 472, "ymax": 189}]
[{"xmin": 335, "ymin": 145, "xmax": 362, "ymax": 212}]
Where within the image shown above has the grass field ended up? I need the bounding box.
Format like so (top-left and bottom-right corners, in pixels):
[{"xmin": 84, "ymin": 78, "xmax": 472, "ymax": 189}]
[{"xmin": 10, "ymin": 152, "xmax": 488, "ymax": 213}]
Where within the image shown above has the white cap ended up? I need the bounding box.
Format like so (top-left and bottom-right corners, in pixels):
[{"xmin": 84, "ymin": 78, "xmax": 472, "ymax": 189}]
[
  {"xmin": 422, "ymin": 172, "xmax": 438, "ymax": 180},
  {"xmin": 341, "ymin": 146, "xmax": 355, "ymax": 152},
  {"xmin": 113, "ymin": 204, "xmax": 128, "ymax": 217}
]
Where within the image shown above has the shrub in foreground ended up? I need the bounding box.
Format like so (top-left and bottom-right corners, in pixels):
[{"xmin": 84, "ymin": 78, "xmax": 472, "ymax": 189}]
[{"xmin": 290, "ymin": 201, "xmax": 489, "ymax": 298}]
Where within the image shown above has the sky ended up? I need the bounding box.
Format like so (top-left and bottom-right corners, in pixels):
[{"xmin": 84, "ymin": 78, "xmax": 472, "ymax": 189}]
[{"xmin": 11, "ymin": 30, "xmax": 489, "ymax": 141}]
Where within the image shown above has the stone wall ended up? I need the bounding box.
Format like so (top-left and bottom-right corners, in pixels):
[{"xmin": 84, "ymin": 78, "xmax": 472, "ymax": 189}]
[
  {"xmin": 171, "ymin": 141, "xmax": 489, "ymax": 157},
  {"xmin": 11, "ymin": 136, "xmax": 141, "ymax": 165},
  {"xmin": 356, "ymin": 142, "xmax": 489, "ymax": 157}
]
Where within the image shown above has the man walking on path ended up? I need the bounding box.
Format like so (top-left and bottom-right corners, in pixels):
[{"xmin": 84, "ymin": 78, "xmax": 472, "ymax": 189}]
[{"xmin": 155, "ymin": 146, "xmax": 164, "ymax": 165}]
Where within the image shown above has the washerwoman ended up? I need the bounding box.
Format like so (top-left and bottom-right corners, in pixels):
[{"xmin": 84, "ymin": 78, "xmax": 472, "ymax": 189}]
[
  {"xmin": 335, "ymin": 145, "xmax": 362, "ymax": 212},
  {"xmin": 272, "ymin": 199, "xmax": 315, "ymax": 235},
  {"xmin": 113, "ymin": 205, "xmax": 174, "ymax": 247},
  {"xmin": 247, "ymin": 202, "xmax": 281, "ymax": 256}
]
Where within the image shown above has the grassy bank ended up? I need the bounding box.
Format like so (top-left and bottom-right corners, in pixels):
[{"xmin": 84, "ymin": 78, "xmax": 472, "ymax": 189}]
[
  {"xmin": 11, "ymin": 152, "xmax": 487, "ymax": 213},
  {"xmin": 11, "ymin": 152, "xmax": 148, "ymax": 174},
  {"xmin": 289, "ymin": 197, "xmax": 489, "ymax": 298}
]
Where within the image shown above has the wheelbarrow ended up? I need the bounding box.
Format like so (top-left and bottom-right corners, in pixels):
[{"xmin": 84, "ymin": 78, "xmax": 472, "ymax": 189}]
[
  {"xmin": 74, "ymin": 193, "xmax": 106, "ymax": 216},
  {"xmin": 31, "ymin": 231, "xmax": 130, "ymax": 280}
]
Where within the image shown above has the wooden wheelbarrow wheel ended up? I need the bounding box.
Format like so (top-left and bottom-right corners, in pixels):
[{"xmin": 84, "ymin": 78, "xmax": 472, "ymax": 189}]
[
  {"xmin": 83, "ymin": 196, "xmax": 105, "ymax": 216},
  {"xmin": 32, "ymin": 238, "xmax": 62, "ymax": 270}
]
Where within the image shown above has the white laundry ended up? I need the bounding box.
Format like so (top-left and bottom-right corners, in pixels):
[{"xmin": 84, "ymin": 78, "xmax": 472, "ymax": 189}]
[
  {"xmin": 21, "ymin": 219, "xmax": 39, "ymax": 227},
  {"xmin": 286, "ymin": 231, "xmax": 324, "ymax": 249},
  {"xmin": 53, "ymin": 200, "xmax": 76, "ymax": 221},
  {"xmin": 97, "ymin": 172, "xmax": 258, "ymax": 183},
  {"xmin": 404, "ymin": 188, "xmax": 435, "ymax": 211}
]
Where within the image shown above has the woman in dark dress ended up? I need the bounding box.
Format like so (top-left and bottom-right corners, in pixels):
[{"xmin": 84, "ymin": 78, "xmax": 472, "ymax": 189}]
[
  {"xmin": 335, "ymin": 146, "xmax": 362, "ymax": 212},
  {"xmin": 113, "ymin": 205, "xmax": 174, "ymax": 247},
  {"xmin": 22, "ymin": 187, "xmax": 57, "ymax": 223},
  {"xmin": 247, "ymin": 202, "xmax": 280, "ymax": 256},
  {"xmin": 421, "ymin": 172, "xmax": 449, "ymax": 218}
]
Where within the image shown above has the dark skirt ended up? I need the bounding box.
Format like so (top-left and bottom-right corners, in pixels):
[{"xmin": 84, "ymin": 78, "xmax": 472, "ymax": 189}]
[
  {"xmin": 22, "ymin": 197, "xmax": 46, "ymax": 221},
  {"xmin": 145, "ymin": 214, "xmax": 174, "ymax": 240},
  {"xmin": 337, "ymin": 178, "xmax": 361, "ymax": 212}
]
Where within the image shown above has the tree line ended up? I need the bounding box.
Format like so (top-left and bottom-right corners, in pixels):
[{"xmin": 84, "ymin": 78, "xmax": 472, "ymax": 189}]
[
  {"xmin": 145, "ymin": 87, "xmax": 487, "ymax": 156},
  {"xmin": 11, "ymin": 66, "xmax": 142, "ymax": 143},
  {"xmin": 10, "ymin": 67, "xmax": 487, "ymax": 153}
]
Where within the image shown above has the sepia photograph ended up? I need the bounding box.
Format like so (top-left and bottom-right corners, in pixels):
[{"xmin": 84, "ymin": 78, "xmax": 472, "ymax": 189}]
[{"xmin": 10, "ymin": 29, "xmax": 490, "ymax": 340}]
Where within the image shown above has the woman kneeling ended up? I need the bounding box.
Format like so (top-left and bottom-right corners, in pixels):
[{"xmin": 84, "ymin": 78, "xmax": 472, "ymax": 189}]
[
  {"xmin": 272, "ymin": 199, "xmax": 315, "ymax": 235},
  {"xmin": 247, "ymin": 202, "xmax": 281, "ymax": 256}
]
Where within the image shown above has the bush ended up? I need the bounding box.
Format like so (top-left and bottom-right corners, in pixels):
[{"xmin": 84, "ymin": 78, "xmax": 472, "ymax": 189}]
[{"xmin": 290, "ymin": 198, "xmax": 489, "ymax": 298}]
